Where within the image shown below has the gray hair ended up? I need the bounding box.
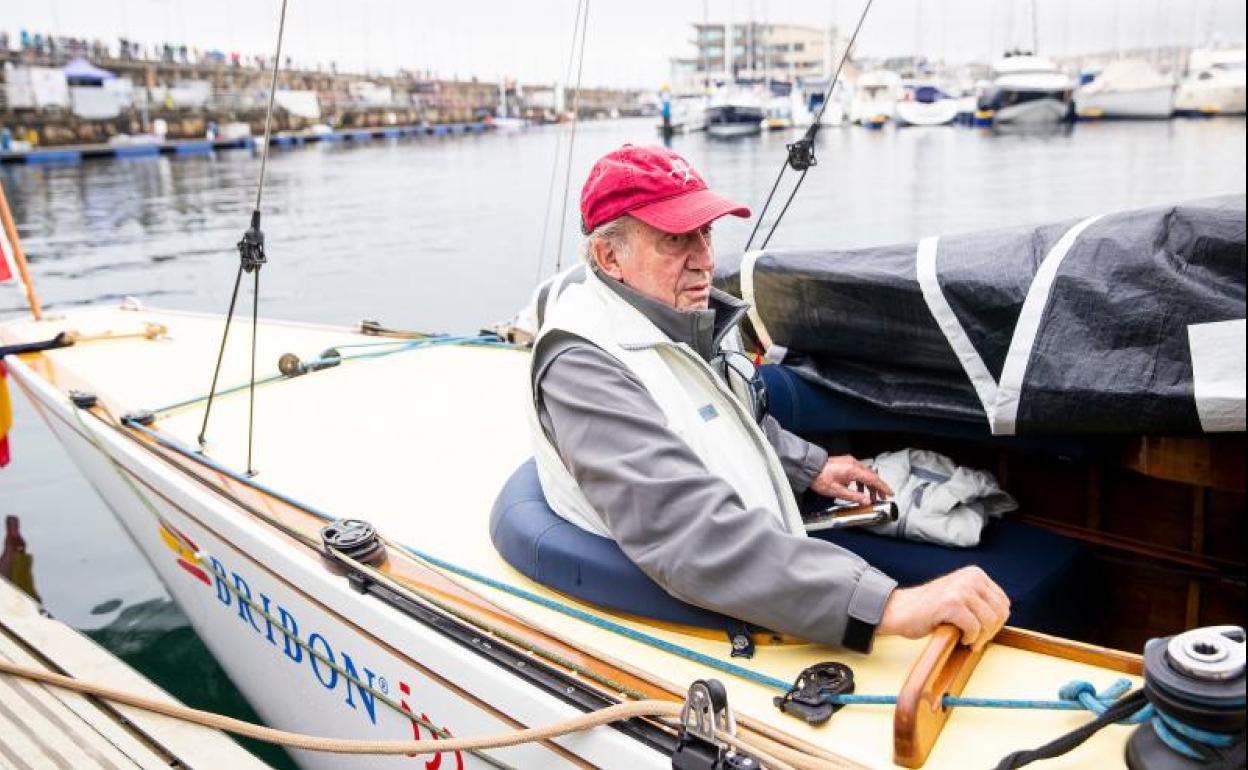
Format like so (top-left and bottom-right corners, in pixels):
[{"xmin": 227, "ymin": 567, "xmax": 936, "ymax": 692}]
[{"xmin": 579, "ymin": 216, "xmax": 636, "ymax": 267}]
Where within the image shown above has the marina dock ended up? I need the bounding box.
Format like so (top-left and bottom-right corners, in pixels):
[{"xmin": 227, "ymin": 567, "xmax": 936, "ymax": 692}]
[
  {"xmin": 0, "ymin": 575, "xmax": 272, "ymax": 770},
  {"xmin": 0, "ymin": 121, "xmax": 493, "ymax": 165}
]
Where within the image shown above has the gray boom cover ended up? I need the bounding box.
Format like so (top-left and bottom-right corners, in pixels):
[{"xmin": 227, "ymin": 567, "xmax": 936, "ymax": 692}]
[{"xmin": 716, "ymin": 195, "xmax": 1246, "ymax": 435}]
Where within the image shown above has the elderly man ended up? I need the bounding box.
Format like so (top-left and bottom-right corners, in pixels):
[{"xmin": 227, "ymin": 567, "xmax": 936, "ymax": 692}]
[{"xmin": 527, "ymin": 145, "xmax": 1009, "ymax": 652}]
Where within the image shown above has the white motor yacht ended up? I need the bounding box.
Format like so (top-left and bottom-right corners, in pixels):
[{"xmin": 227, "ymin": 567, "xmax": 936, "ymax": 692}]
[
  {"xmin": 978, "ymin": 54, "xmax": 1075, "ymax": 125},
  {"xmin": 848, "ymin": 70, "xmax": 903, "ymax": 125},
  {"xmin": 705, "ymin": 86, "xmax": 764, "ymax": 138},
  {"xmin": 1075, "ymin": 60, "xmax": 1175, "ymax": 119}
]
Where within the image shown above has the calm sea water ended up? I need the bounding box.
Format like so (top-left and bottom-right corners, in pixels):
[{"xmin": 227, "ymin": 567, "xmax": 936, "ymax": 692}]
[{"xmin": 1, "ymin": 116, "xmax": 1245, "ymax": 767}]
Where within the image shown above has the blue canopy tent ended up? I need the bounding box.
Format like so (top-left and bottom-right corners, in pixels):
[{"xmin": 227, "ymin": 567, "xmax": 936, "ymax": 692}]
[{"xmin": 63, "ymin": 58, "xmax": 116, "ymax": 87}]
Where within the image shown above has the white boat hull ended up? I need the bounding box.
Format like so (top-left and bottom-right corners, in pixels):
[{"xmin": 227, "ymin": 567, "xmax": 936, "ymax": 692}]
[
  {"xmin": 849, "ymin": 98, "xmax": 895, "ymax": 125},
  {"xmin": 1075, "ymin": 86, "xmax": 1175, "ymax": 119},
  {"xmin": 705, "ymin": 123, "xmax": 761, "ymax": 138},
  {"xmin": 6, "ymin": 355, "xmax": 663, "ymax": 770},
  {"xmin": 894, "ymin": 100, "xmax": 960, "ymax": 126},
  {"xmin": 993, "ymin": 98, "xmax": 1070, "ymax": 125},
  {"xmin": 1174, "ymin": 81, "xmax": 1247, "ymax": 115}
]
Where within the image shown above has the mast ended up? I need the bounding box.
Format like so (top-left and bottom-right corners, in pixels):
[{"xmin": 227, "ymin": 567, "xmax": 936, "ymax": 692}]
[
  {"xmin": 0, "ymin": 179, "xmax": 43, "ymax": 321},
  {"xmin": 1030, "ymin": 0, "xmax": 1038, "ymax": 54}
]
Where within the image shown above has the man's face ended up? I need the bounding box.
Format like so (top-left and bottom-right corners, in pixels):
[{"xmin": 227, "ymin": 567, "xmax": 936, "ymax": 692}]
[{"xmin": 598, "ymin": 217, "xmax": 716, "ymax": 311}]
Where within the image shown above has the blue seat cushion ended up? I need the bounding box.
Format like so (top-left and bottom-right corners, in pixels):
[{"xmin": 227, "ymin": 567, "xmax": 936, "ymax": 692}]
[
  {"xmin": 490, "ymin": 459, "xmax": 737, "ymax": 630},
  {"xmin": 812, "ymin": 522, "xmax": 1091, "ymax": 638},
  {"xmin": 490, "ymin": 460, "xmax": 1092, "ymax": 639}
]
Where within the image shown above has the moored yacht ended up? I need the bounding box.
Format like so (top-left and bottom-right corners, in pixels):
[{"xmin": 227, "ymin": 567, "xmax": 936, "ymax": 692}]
[
  {"xmin": 978, "ymin": 53, "xmax": 1075, "ymax": 125},
  {"xmin": 1174, "ymin": 48, "xmax": 1247, "ymax": 116},
  {"xmin": 1074, "ymin": 59, "xmax": 1175, "ymax": 119},
  {"xmin": 848, "ymin": 70, "xmax": 903, "ymax": 125},
  {"xmin": 894, "ymin": 84, "xmax": 960, "ymax": 127},
  {"xmin": 705, "ymin": 86, "xmax": 764, "ymax": 138}
]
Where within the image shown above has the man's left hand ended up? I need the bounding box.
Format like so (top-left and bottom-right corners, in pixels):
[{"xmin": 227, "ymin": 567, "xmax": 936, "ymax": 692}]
[{"xmin": 810, "ymin": 455, "xmax": 893, "ymax": 505}]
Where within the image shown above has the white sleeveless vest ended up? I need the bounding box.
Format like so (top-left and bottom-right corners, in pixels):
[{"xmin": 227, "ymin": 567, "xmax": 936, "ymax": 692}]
[{"xmin": 526, "ymin": 268, "xmax": 806, "ymax": 538}]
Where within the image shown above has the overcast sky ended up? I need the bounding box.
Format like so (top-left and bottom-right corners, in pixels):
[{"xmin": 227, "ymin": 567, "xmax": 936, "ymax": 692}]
[{"xmin": 2, "ymin": 0, "xmax": 1244, "ymax": 88}]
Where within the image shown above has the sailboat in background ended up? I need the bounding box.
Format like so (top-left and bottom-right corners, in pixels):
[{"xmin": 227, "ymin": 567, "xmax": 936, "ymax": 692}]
[
  {"xmin": 489, "ymin": 78, "xmax": 527, "ymax": 131},
  {"xmin": 1075, "ymin": 60, "xmax": 1175, "ymax": 119}
]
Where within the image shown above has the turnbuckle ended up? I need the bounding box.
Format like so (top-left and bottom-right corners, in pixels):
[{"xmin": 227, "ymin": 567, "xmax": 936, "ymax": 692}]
[
  {"xmin": 237, "ymin": 210, "xmax": 267, "ymax": 273},
  {"xmin": 672, "ymin": 679, "xmax": 760, "ymax": 770},
  {"xmin": 785, "ymin": 126, "xmax": 818, "ymax": 172}
]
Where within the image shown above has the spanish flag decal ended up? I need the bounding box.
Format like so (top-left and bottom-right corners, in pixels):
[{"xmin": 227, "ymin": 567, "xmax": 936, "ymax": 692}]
[
  {"xmin": 157, "ymin": 519, "xmax": 211, "ymax": 586},
  {"xmin": 1, "ymin": 361, "xmax": 12, "ymax": 468}
]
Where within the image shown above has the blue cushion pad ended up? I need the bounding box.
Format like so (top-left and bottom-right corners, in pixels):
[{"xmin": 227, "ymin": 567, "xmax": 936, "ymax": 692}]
[{"xmin": 491, "ymin": 461, "xmax": 1090, "ymax": 638}]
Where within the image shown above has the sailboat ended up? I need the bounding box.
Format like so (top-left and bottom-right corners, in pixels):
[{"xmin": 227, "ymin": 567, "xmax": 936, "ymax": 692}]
[
  {"xmin": 4, "ymin": 177, "xmax": 1245, "ymax": 770},
  {"xmin": 489, "ymin": 79, "xmax": 527, "ymax": 131},
  {"xmin": 1, "ymin": 5, "xmax": 1243, "ymax": 769},
  {"xmin": 1074, "ymin": 60, "xmax": 1175, "ymax": 120}
]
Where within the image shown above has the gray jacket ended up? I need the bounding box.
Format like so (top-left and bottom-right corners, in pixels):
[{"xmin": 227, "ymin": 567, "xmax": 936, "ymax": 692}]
[{"xmin": 533, "ymin": 267, "xmax": 896, "ymax": 652}]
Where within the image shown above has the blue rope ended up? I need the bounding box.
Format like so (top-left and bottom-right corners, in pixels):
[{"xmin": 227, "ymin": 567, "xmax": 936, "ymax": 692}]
[
  {"xmin": 398, "ymin": 544, "xmax": 795, "ymax": 691},
  {"xmin": 151, "ymin": 333, "xmax": 515, "ymax": 415},
  {"xmin": 1151, "ymin": 710, "xmax": 1237, "ymax": 760},
  {"xmin": 402, "ymin": 544, "xmax": 1144, "ymax": 719},
  {"xmin": 120, "ymin": 418, "xmax": 1146, "ymax": 722}
]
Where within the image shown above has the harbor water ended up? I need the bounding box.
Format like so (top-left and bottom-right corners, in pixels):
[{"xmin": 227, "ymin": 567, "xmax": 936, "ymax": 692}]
[{"xmin": 2, "ymin": 116, "xmax": 1245, "ymax": 766}]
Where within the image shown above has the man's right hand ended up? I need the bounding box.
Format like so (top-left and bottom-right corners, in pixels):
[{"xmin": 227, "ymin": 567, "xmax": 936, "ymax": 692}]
[{"xmin": 876, "ymin": 566, "xmax": 1010, "ymax": 651}]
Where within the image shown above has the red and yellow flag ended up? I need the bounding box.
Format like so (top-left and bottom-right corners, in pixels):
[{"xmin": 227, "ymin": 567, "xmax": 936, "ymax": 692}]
[
  {"xmin": 0, "ymin": 220, "xmax": 16, "ymax": 284},
  {"xmin": 0, "ymin": 361, "xmax": 11, "ymax": 467}
]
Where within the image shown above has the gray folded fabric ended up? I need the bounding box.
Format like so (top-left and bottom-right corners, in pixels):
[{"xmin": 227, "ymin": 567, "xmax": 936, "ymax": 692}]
[{"xmin": 863, "ymin": 449, "xmax": 1017, "ymax": 548}]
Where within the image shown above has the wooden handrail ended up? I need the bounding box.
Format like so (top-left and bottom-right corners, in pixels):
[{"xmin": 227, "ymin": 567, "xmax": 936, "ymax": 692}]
[{"xmin": 893, "ymin": 625, "xmax": 985, "ymax": 768}]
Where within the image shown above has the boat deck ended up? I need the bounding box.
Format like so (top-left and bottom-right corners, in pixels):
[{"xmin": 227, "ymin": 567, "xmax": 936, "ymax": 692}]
[
  {"xmin": 0, "ymin": 575, "xmax": 272, "ymax": 770},
  {"xmin": 1, "ymin": 305, "xmax": 1147, "ymax": 769}
]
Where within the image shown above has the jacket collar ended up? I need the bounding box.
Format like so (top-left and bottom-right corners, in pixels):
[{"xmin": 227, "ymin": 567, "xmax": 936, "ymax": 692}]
[{"xmin": 593, "ymin": 265, "xmax": 749, "ymax": 361}]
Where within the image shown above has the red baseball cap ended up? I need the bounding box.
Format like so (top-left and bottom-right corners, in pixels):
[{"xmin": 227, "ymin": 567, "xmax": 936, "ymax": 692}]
[{"xmin": 580, "ymin": 145, "xmax": 751, "ymax": 234}]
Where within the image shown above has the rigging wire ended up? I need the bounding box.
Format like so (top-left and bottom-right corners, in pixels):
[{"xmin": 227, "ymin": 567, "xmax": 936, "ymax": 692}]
[
  {"xmin": 196, "ymin": 0, "xmax": 290, "ymax": 477},
  {"xmin": 552, "ymin": 0, "xmax": 593, "ymax": 274},
  {"xmin": 535, "ymin": 0, "xmax": 588, "ymax": 285},
  {"xmin": 743, "ymin": 0, "xmax": 876, "ymax": 252}
]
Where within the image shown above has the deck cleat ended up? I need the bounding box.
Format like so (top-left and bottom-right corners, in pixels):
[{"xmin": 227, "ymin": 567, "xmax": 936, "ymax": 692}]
[
  {"xmin": 773, "ymin": 661, "xmax": 855, "ymax": 726},
  {"xmin": 672, "ymin": 679, "xmax": 759, "ymax": 770},
  {"xmin": 68, "ymin": 390, "xmax": 98, "ymax": 409}
]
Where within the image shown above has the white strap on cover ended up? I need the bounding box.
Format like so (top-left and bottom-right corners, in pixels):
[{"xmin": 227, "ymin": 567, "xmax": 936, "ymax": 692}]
[
  {"xmin": 1188, "ymin": 319, "xmax": 1246, "ymax": 432},
  {"xmin": 991, "ymin": 214, "xmax": 1103, "ymax": 435},
  {"xmin": 916, "ymin": 215, "xmax": 1103, "ymax": 435},
  {"xmin": 915, "ymin": 235, "xmax": 1000, "ymax": 422},
  {"xmin": 740, "ymin": 250, "xmax": 787, "ymax": 363}
]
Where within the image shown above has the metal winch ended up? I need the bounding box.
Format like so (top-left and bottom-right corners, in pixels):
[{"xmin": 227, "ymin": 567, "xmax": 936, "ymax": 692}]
[{"xmin": 1127, "ymin": 625, "xmax": 1246, "ymax": 770}]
